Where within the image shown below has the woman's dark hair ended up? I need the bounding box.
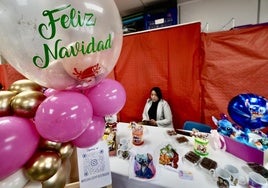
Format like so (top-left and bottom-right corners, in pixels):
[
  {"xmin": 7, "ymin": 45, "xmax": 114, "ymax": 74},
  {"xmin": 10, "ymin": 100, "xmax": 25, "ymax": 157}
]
[{"xmin": 151, "ymin": 87, "xmax": 162, "ymax": 100}]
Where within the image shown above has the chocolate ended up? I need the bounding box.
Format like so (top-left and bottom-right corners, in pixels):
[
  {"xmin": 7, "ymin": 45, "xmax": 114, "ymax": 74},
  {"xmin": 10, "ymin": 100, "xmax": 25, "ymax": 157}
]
[
  {"xmin": 167, "ymin": 130, "xmax": 177, "ymax": 136},
  {"xmin": 176, "ymin": 136, "xmax": 189, "ymax": 143},
  {"xmin": 247, "ymin": 162, "xmax": 268, "ymax": 178},
  {"xmin": 199, "ymin": 157, "xmax": 217, "ymax": 170},
  {"xmin": 184, "ymin": 151, "xmax": 201, "ymax": 164}
]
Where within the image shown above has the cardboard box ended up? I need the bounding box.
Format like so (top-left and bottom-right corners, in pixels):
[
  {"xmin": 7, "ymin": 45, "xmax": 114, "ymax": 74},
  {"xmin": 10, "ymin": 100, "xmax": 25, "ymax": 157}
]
[
  {"xmin": 223, "ymin": 135, "xmax": 268, "ymax": 166},
  {"xmin": 144, "ymin": 7, "xmax": 177, "ymax": 30}
]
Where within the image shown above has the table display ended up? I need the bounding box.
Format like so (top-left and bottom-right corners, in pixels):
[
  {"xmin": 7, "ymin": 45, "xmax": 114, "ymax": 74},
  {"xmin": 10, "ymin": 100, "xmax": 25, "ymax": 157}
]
[{"xmin": 109, "ymin": 122, "xmax": 254, "ymax": 188}]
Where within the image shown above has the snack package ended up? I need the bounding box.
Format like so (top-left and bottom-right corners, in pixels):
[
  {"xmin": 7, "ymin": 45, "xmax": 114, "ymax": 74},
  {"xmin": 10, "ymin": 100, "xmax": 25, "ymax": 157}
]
[{"xmin": 178, "ymin": 170, "xmax": 194, "ymax": 180}]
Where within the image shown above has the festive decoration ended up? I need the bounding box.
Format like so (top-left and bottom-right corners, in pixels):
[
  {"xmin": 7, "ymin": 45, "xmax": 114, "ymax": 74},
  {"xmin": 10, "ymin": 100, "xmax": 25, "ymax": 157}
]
[
  {"xmin": 228, "ymin": 93, "xmax": 268, "ymax": 129},
  {"xmin": 0, "ymin": 116, "xmax": 40, "ymax": 180},
  {"xmin": 44, "ymin": 88, "xmax": 59, "ymax": 97},
  {"xmin": 0, "ymin": 0, "xmax": 125, "ymax": 185},
  {"xmin": 58, "ymin": 142, "xmax": 75, "ymax": 160},
  {"xmin": 42, "ymin": 159, "xmax": 71, "ymax": 188},
  {"xmin": 84, "ymin": 78, "xmax": 126, "ymax": 116},
  {"xmin": 35, "ymin": 91, "xmax": 93, "ymax": 142},
  {"xmin": 23, "ymin": 138, "xmax": 74, "ymax": 187},
  {"xmin": 38, "ymin": 137, "xmax": 62, "ymax": 152},
  {"xmin": 0, "ymin": 91, "xmax": 16, "ymax": 116},
  {"xmin": 24, "ymin": 151, "xmax": 62, "ymax": 182},
  {"xmin": 72, "ymin": 115, "xmax": 105, "ymax": 148},
  {"xmin": 212, "ymin": 114, "xmax": 268, "ymax": 151},
  {"xmin": 11, "ymin": 90, "xmax": 46, "ymax": 118},
  {"xmin": 0, "ymin": 1, "xmax": 123, "ymax": 90},
  {"xmin": 8, "ymin": 79, "xmax": 43, "ymax": 94}
]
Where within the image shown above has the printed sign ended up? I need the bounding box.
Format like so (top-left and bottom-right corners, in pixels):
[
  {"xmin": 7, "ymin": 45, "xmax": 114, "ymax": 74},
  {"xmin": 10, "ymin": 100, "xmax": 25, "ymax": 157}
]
[{"xmin": 77, "ymin": 140, "xmax": 111, "ymax": 188}]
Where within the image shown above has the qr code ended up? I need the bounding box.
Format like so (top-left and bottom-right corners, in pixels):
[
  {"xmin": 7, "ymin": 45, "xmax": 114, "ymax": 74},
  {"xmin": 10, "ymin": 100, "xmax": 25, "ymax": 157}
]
[{"xmin": 82, "ymin": 149, "xmax": 105, "ymax": 177}]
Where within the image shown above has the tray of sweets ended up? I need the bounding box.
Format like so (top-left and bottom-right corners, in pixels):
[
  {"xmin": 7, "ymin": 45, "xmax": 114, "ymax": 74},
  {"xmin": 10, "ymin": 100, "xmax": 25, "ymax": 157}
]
[
  {"xmin": 183, "ymin": 151, "xmax": 201, "ymax": 166},
  {"xmin": 176, "ymin": 136, "xmax": 189, "ymax": 144},
  {"xmin": 199, "ymin": 157, "xmax": 217, "ymax": 172},
  {"xmin": 166, "ymin": 130, "xmax": 177, "ymax": 136}
]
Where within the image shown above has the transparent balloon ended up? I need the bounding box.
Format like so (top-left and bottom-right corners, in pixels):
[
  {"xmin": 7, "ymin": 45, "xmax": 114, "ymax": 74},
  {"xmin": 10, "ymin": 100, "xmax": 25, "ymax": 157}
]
[{"xmin": 0, "ymin": 1, "xmax": 123, "ymax": 90}]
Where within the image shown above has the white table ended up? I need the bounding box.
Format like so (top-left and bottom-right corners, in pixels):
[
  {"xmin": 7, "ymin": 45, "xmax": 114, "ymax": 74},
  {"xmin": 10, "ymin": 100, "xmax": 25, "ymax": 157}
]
[{"xmin": 109, "ymin": 123, "xmax": 250, "ymax": 188}]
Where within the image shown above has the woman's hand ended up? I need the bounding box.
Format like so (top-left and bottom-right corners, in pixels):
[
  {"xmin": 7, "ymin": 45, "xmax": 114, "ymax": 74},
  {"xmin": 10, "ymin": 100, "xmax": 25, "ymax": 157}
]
[{"xmin": 150, "ymin": 119, "xmax": 157, "ymax": 126}]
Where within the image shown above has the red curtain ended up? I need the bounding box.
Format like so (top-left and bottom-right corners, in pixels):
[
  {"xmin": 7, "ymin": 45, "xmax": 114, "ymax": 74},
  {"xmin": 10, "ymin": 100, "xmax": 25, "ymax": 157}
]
[
  {"xmin": 0, "ymin": 64, "xmax": 25, "ymax": 90},
  {"xmin": 114, "ymin": 23, "xmax": 202, "ymax": 129},
  {"xmin": 2, "ymin": 23, "xmax": 267, "ymax": 131},
  {"xmin": 201, "ymin": 25, "xmax": 268, "ymax": 128}
]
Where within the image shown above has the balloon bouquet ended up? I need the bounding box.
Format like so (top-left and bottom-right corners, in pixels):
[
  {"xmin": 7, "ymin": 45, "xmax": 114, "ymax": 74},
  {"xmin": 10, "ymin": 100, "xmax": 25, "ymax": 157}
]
[
  {"xmin": 0, "ymin": 1, "xmax": 124, "ymax": 187},
  {"xmin": 213, "ymin": 93, "xmax": 268, "ymax": 151}
]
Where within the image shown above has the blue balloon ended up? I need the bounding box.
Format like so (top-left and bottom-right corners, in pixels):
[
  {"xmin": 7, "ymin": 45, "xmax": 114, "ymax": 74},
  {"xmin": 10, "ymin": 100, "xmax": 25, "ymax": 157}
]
[{"xmin": 228, "ymin": 93, "xmax": 268, "ymax": 129}]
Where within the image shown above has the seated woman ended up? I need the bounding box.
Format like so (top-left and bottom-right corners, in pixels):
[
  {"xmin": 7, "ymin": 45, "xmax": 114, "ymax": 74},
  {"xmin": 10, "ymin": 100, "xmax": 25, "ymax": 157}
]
[{"xmin": 142, "ymin": 87, "xmax": 173, "ymax": 128}]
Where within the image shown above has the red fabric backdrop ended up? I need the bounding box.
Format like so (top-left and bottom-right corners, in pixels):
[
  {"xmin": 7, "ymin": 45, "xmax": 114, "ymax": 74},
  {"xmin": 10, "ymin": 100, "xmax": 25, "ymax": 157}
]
[
  {"xmin": 201, "ymin": 25, "xmax": 268, "ymax": 128},
  {"xmin": 0, "ymin": 63, "xmax": 25, "ymax": 90},
  {"xmin": 114, "ymin": 23, "xmax": 202, "ymax": 128},
  {"xmin": 1, "ymin": 23, "xmax": 267, "ymax": 130}
]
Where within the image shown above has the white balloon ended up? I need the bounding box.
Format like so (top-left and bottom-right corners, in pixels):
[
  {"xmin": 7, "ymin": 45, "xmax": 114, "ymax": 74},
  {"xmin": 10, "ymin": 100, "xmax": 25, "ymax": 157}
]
[
  {"xmin": 0, "ymin": 169, "xmax": 28, "ymax": 188},
  {"xmin": 40, "ymin": 59, "xmax": 78, "ymax": 90},
  {"xmin": 0, "ymin": 0, "xmax": 123, "ymax": 90}
]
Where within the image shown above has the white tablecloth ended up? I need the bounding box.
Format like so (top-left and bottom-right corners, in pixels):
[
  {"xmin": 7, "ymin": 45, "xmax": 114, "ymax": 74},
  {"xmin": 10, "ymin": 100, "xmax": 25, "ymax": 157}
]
[{"xmin": 109, "ymin": 122, "xmax": 250, "ymax": 188}]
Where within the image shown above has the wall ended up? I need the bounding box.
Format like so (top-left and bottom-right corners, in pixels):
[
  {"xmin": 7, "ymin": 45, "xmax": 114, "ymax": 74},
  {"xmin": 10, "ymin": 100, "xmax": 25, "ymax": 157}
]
[{"xmin": 179, "ymin": 0, "xmax": 268, "ymax": 32}]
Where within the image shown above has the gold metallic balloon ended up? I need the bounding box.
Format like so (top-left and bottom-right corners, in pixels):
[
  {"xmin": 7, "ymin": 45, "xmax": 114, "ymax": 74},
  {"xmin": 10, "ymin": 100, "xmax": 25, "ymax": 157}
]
[
  {"xmin": 24, "ymin": 151, "xmax": 62, "ymax": 182},
  {"xmin": 11, "ymin": 90, "xmax": 46, "ymax": 118},
  {"xmin": 42, "ymin": 159, "xmax": 71, "ymax": 188},
  {"xmin": 0, "ymin": 91, "xmax": 16, "ymax": 116},
  {"xmin": 69, "ymin": 147, "xmax": 79, "ymax": 183},
  {"xmin": 38, "ymin": 138, "xmax": 62, "ymax": 151},
  {"xmin": 9, "ymin": 79, "xmax": 43, "ymax": 94},
  {"xmin": 58, "ymin": 143, "xmax": 74, "ymax": 160}
]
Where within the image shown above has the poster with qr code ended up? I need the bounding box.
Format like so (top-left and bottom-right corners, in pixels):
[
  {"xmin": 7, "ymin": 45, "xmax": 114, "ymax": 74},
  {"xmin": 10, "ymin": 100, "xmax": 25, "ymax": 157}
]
[{"xmin": 77, "ymin": 140, "xmax": 112, "ymax": 188}]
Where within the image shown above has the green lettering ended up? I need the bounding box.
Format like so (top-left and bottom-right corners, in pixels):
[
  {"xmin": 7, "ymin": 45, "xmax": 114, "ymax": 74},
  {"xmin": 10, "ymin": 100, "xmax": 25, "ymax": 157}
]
[
  {"xmin": 32, "ymin": 34, "xmax": 113, "ymax": 68},
  {"xmin": 105, "ymin": 34, "xmax": 112, "ymax": 49},
  {"xmin": 86, "ymin": 37, "xmax": 96, "ymax": 53},
  {"xmin": 97, "ymin": 41, "xmax": 105, "ymax": 51},
  {"xmin": 61, "ymin": 14, "xmax": 70, "ymax": 29}
]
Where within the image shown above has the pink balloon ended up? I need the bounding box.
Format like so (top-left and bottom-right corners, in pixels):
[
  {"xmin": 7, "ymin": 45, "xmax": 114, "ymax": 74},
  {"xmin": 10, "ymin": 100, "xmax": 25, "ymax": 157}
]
[
  {"xmin": 35, "ymin": 91, "xmax": 93, "ymax": 143},
  {"xmin": 84, "ymin": 79, "xmax": 126, "ymax": 116},
  {"xmin": 43, "ymin": 88, "xmax": 59, "ymax": 97},
  {"xmin": 72, "ymin": 115, "xmax": 105, "ymax": 148},
  {"xmin": 0, "ymin": 116, "xmax": 40, "ymax": 180}
]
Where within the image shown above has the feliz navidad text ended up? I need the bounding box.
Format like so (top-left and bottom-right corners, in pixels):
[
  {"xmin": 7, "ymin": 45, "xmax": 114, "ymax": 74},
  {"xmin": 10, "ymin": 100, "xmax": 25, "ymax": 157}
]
[{"xmin": 33, "ymin": 4, "xmax": 112, "ymax": 68}]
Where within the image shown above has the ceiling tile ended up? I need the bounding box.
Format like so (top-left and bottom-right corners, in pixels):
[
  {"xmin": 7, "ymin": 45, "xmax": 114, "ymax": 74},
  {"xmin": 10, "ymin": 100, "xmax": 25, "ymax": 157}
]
[
  {"xmin": 114, "ymin": 0, "xmax": 169, "ymax": 17},
  {"xmin": 114, "ymin": 0, "xmax": 144, "ymax": 16}
]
